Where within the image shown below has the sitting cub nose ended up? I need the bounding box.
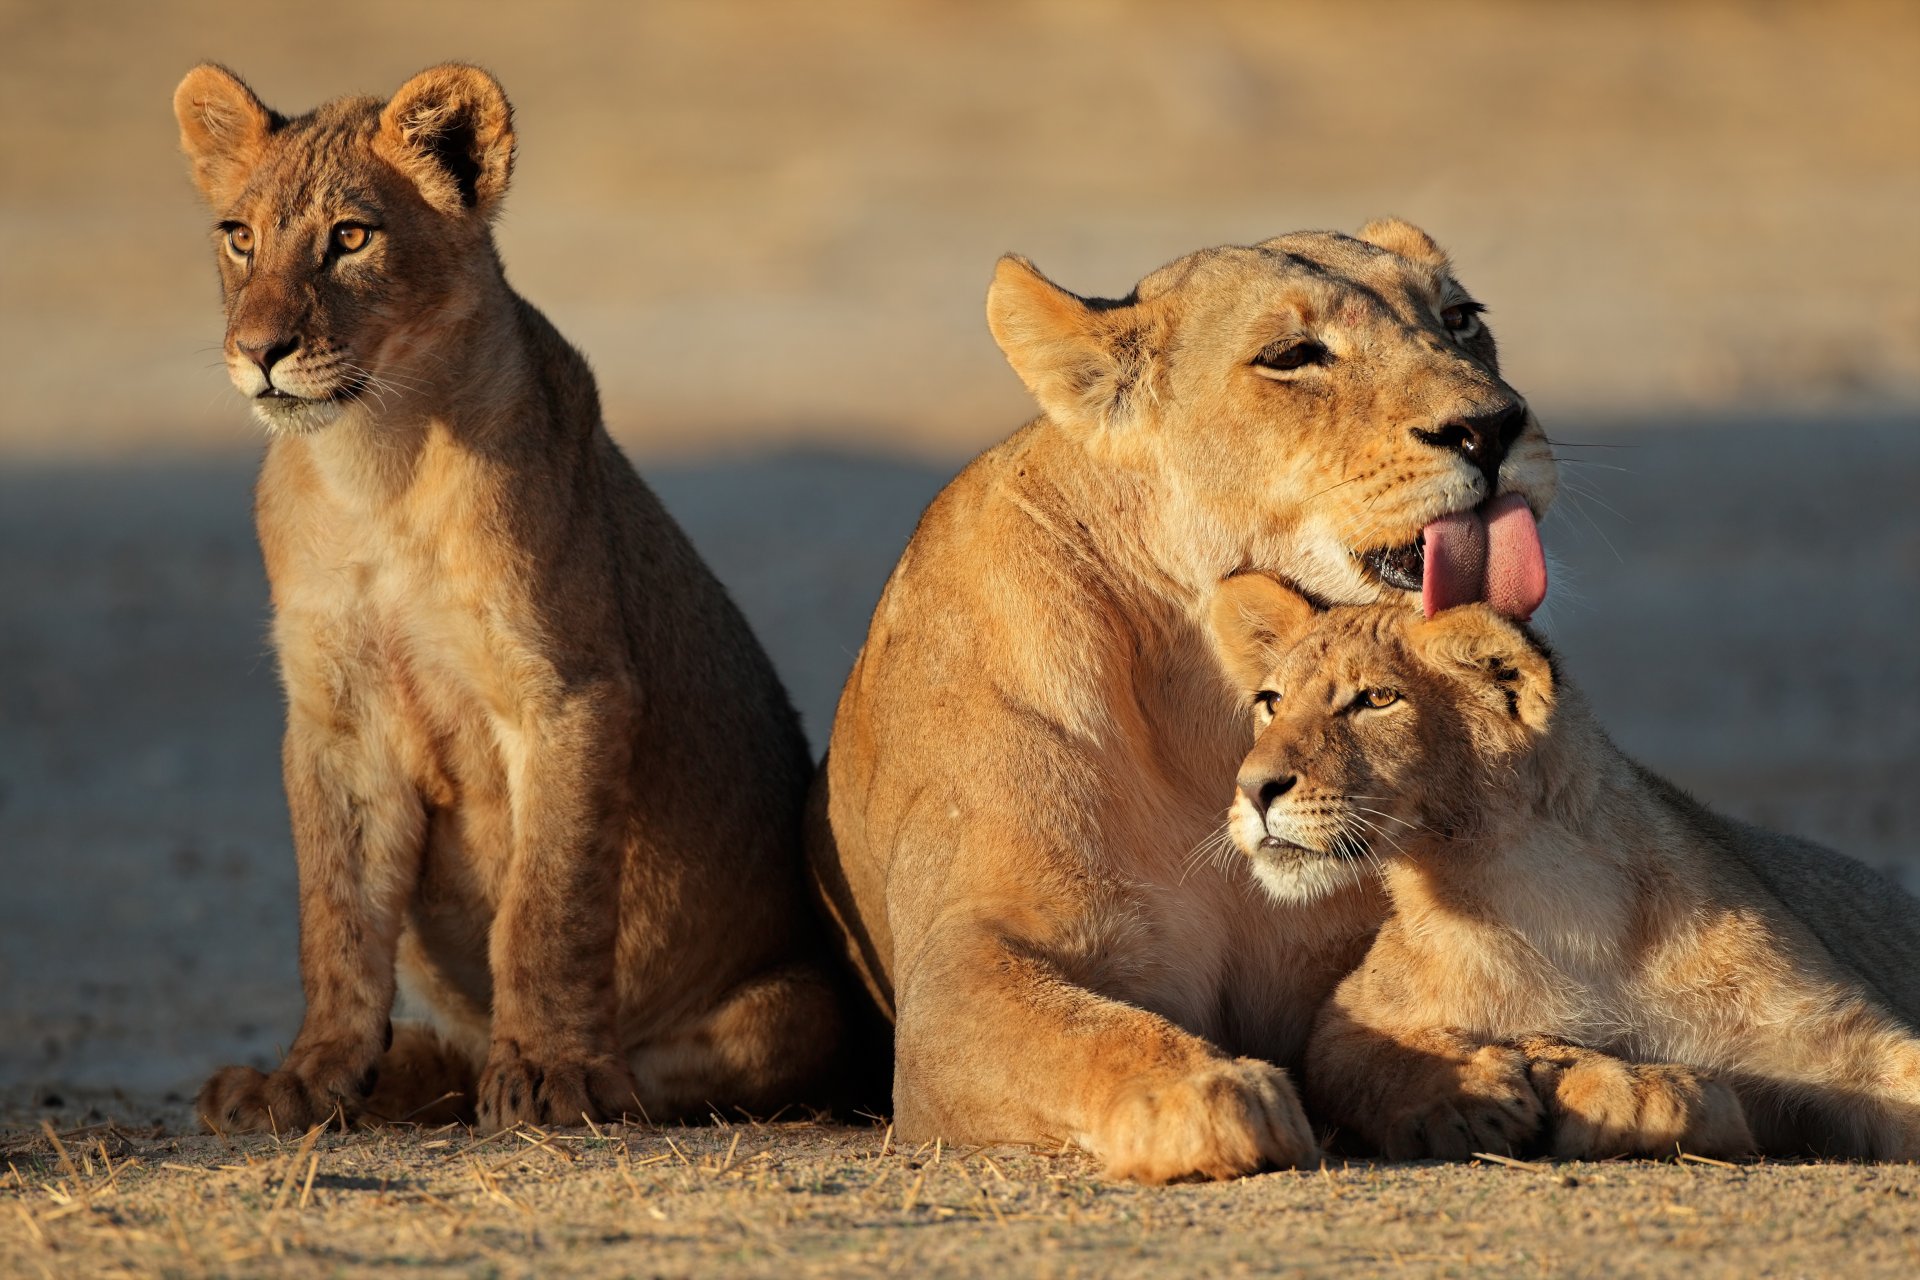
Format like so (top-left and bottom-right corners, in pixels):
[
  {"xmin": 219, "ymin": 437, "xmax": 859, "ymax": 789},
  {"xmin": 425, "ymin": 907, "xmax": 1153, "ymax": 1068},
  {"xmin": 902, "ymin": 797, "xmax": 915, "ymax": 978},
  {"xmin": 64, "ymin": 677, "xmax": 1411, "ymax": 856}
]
[
  {"xmin": 1412, "ymin": 403, "xmax": 1528, "ymax": 487},
  {"xmin": 1239, "ymin": 773, "xmax": 1297, "ymax": 817},
  {"xmin": 236, "ymin": 334, "xmax": 300, "ymax": 375}
]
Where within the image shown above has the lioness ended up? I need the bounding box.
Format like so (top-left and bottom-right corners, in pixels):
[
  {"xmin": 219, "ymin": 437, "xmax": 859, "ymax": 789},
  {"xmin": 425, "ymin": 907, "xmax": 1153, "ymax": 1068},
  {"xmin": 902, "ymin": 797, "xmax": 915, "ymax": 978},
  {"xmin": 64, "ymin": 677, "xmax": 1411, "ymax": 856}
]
[
  {"xmin": 808, "ymin": 223, "xmax": 1559, "ymax": 1180},
  {"xmin": 1209, "ymin": 574, "xmax": 1920, "ymax": 1161},
  {"xmin": 175, "ymin": 64, "xmax": 842, "ymax": 1132}
]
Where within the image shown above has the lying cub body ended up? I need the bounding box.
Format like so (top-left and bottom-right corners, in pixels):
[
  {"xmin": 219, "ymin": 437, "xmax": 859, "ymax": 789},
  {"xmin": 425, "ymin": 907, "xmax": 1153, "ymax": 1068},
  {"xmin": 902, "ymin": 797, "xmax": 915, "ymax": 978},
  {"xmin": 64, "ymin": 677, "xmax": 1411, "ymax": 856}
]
[{"xmin": 1207, "ymin": 574, "xmax": 1920, "ymax": 1160}]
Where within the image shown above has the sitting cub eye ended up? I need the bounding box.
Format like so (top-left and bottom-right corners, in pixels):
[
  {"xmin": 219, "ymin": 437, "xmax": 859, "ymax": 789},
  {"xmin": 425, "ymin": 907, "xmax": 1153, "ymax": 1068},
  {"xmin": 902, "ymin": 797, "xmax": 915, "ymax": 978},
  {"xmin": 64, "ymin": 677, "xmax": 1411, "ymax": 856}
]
[
  {"xmin": 333, "ymin": 224, "xmax": 372, "ymax": 254},
  {"xmin": 1355, "ymin": 688, "xmax": 1401, "ymax": 710},
  {"xmin": 224, "ymin": 224, "xmax": 254, "ymax": 256},
  {"xmin": 1439, "ymin": 302, "xmax": 1484, "ymax": 334},
  {"xmin": 1252, "ymin": 339, "xmax": 1329, "ymax": 375}
]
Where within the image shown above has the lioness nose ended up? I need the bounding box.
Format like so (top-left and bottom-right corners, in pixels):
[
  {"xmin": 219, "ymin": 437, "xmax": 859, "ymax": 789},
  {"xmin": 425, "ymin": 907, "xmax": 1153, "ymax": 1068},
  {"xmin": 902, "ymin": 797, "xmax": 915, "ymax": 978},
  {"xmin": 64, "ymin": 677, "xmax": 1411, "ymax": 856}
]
[
  {"xmin": 1240, "ymin": 774, "xmax": 1297, "ymax": 816},
  {"xmin": 1412, "ymin": 404, "xmax": 1528, "ymax": 487},
  {"xmin": 237, "ymin": 335, "xmax": 299, "ymax": 375}
]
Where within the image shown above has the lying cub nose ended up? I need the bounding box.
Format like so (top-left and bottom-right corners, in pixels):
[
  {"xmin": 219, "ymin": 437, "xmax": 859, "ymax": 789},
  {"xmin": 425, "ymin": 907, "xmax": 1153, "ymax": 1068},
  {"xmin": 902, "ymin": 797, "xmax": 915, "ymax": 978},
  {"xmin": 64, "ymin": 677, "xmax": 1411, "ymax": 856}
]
[
  {"xmin": 1239, "ymin": 774, "xmax": 1297, "ymax": 816},
  {"xmin": 1412, "ymin": 403, "xmax": 1528, "ymax": 486},
  {"xmin": 237, "ymin": 335, "xmax": 299, "ymax": 375}
]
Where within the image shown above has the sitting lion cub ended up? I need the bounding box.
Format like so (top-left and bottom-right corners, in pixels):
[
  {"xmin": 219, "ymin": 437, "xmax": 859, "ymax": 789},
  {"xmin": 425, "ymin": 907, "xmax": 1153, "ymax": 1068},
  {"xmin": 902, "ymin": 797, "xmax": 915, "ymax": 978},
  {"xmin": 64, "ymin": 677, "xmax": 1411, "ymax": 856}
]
[
  {"xmin": 1207, "ymin": 573, "xmax": 1920, "ymax": 1160},
  {"xmin": 174, "ymin": 63, "xmax": 843, "ymax": 1132}
]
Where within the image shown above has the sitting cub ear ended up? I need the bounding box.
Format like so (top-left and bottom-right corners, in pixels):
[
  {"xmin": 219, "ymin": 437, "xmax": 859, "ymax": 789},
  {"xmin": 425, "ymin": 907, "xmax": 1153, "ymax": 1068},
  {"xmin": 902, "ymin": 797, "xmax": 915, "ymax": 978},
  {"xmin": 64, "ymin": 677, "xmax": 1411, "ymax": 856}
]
[
  {"xmin": 1356, "ymin": 218, "xmax": 1450, "ymax": 270},
  {"xmin": 376, "ymin": 64, "xmax": 515, "ymax": 218},
  {"xmin": 1207, "ymin": 573, "xmax": 1319, "ymax": 692},
  {"xmin": 173, "ymin": 64, "xmax": 280, "ymax": 206},
  {"xmin": 1411, "ymin": 605, "xmax": 1556, "ymax": 737},
  {"xmin": 987, "ymin": 256, "xmax": 1160, "ymax": 431}
]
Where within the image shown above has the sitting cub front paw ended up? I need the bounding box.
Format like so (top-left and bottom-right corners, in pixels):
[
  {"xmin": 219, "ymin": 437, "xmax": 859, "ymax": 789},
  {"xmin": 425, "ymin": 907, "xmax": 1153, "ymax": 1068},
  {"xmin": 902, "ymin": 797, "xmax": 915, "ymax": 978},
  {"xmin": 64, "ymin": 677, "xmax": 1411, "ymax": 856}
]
[
  {"xmin": 1376, "ymin": 1043, "xmax": 1544, "ymax": 1161},
  {"xmin": 197, "ymin": 1042, "xmax": 379, "ymax": 1134},
  {"xmin": 1521, "ymin": 1040, "xmax": 1753, "ymax": 1160},
  {"xmin": 475, "ymin": 1040, "xmax": 639, "ymax": 1132},
  {"xmin": 1088, "ymin": 1057, "xmax": 1319, "ymax": 1183}
]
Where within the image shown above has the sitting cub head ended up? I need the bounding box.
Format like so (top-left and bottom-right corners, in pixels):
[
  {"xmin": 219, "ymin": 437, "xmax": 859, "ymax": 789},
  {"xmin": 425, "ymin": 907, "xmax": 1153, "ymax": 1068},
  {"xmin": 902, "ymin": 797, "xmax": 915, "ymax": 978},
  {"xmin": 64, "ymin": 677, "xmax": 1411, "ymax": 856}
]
[
  {"xmin": 985, "ymin": 224, "xmax": 1557, "ymax": 616},
  {"xmin": 1205, "ymin": 572, "xmax": 1557, "ymax": 902},
  {"xmin": 173, "ymin": 63, "xmax": 516, "ymax": 434}
]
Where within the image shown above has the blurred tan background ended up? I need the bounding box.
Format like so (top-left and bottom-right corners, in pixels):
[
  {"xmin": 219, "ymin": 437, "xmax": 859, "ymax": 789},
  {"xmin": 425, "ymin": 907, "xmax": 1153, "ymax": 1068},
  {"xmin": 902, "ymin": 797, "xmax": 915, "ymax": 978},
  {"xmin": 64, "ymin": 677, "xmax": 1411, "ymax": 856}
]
[
  {"xmin": 2, "ymin": 0, "xmax": 1917, "ymax": 459},
  {"xmin": 2, "ymin": 0, "xmax": 1918, "ymax": 1107}
]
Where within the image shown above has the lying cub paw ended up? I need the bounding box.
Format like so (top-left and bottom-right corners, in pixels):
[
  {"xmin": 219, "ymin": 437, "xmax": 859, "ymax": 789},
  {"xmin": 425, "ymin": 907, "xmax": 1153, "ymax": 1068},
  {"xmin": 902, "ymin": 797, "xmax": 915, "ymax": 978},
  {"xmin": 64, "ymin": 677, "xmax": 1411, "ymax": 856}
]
[
  {"xmin": 1378, "ymin": 1043, "xmax": 1544, "ymax": 1161},
  {"xmin": 197, "ymin": 1045, "xmax": 378, "ymax": 1134},
  {"xmin": 475, "ymin": 1041, "xmax": 639, "ymax": 1132},
  {"xmin": 1089, "ymin": 1057, "xmax": 1319, "ymax": 1183},
  {"xmin": 1523, "ymin": 1042, "xmax": 1753, "ymax": 1160}
]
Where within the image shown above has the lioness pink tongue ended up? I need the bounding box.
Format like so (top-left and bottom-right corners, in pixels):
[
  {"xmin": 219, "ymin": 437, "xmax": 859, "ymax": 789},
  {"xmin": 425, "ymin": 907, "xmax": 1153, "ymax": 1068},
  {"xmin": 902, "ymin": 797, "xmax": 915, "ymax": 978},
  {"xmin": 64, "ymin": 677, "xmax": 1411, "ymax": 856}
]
[{"xmin": 1419, "ymin": 493, "xmax": 1548, "ymax": 620}]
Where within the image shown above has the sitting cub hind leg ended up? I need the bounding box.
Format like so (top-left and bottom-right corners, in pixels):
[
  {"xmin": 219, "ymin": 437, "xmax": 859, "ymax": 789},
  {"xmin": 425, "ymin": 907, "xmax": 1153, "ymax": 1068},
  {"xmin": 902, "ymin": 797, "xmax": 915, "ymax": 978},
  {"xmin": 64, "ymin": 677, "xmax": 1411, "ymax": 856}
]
[
  {"xmin": 1518, "ymin": 1037, "xmax": 1754, "ymax": 1160},
  {"xmin": 629, "ymin": 964, "xmax": 845, "ymax": 1120},
  {"xmin": 360, "ymin": 1022, "xmax": 480, "ymax": 1127}
]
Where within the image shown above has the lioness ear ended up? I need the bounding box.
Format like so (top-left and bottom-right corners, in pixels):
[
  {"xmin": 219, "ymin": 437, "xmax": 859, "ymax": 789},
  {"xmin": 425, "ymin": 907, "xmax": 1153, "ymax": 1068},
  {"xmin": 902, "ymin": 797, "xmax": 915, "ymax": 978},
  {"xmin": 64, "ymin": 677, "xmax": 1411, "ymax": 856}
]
[
  {"xmin": 1207, "ymin": 573, "xmax": 1319, "ymax": 692},
  {"xmin": 986, "ymin": 255, "xmax": 1156, "ymax": 430},
  {"xmin": 1412, "ymin": 605, "xmax": 1556, "ymax": 736},
  {"xmin": 376, "ymin": 64, "xmax": 515, "ymax": 218},
  {"xmin": 1357, "ymin": 218, "xmax": 1450, "ymax": 270},
  {"xmin": 173, "ymin": 64, "xmax": 279, "ymax": 206}
]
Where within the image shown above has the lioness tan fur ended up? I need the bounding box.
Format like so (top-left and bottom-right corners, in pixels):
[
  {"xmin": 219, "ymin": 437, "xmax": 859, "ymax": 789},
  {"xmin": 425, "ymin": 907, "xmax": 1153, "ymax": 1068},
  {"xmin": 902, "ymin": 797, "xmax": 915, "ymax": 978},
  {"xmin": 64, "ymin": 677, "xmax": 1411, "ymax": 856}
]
[
  {"xmin": 808, "ymin": 223, "xmax": 1559, "ymax": 1181},
  {"xmin": 174, "ymin": 63, "xmax": 843, "ymax": 1133},
  {"xmin": 1210, "ymin": 574, "xmax": 1920, "ymax": 1161}
]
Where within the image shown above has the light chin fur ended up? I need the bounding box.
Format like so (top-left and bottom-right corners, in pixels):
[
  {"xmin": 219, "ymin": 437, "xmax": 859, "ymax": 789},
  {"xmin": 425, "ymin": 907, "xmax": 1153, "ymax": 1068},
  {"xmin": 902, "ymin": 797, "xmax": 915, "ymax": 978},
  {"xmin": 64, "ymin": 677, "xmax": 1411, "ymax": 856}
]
[
  {"xmin": 252, "ymin": 396, "xmax": 348, "ymax": 437},
  {"xmin": 1247, "ymin": 850, "xmax": 1372, "ymax": 904}
]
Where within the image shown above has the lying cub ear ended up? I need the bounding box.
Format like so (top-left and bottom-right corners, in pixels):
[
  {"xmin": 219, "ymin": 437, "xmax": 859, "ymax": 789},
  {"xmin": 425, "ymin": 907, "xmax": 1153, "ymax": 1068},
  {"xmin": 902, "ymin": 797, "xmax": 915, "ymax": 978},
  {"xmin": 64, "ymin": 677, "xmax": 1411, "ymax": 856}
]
[
  {"xmin": 1411, "ymin": 605, "xmax": 1556, "ymax": 736},
  {"xmin": 1356, "ymin": 217, "xmax": 1450, "ymax": 270},
  {"xmin": 987, "ymin": 256, "xmax": 1159, "ymax": 431},
  {"xmin": 173, "ymin": 64, "xmax": 280, "ymax": 206},
  {"xmin": 1207, "ymin": 573, "xmax": 1319, "ymax": 692},
  {"xmin": 376, "ymin": 64, "xmax": 515, "ymax": 218}
]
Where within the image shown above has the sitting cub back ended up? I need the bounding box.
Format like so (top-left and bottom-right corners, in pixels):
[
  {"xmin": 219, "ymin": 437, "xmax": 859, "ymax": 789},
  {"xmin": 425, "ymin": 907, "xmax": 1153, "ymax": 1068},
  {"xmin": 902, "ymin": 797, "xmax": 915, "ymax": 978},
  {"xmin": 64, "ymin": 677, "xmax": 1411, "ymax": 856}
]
[{"xmin": 176, "ymin": 62, "xmax": 848, "ymax": 1133}]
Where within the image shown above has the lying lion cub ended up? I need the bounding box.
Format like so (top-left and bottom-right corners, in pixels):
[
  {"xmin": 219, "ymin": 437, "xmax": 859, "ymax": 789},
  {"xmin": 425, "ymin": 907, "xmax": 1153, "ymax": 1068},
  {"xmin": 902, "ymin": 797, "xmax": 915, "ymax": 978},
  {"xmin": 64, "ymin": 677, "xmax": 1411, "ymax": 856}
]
[
  {"xmin": 1208, "ymin": 573, "xmax": 1920, "ymax": 1161},
  {"xmin": 175, "ymin": 63, "xmax": 843, "ymax": 1132}
]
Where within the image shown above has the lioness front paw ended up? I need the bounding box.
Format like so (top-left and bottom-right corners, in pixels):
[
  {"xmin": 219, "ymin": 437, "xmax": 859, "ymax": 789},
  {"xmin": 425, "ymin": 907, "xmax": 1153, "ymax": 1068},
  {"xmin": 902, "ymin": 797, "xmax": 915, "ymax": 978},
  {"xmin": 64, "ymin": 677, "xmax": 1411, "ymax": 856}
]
[
  {"xmin": 1089, "ymin": 1057, "xmax": 1319, "ymax": 1183},
  {"xmin": 1377, "ymin": 1043, "xmax": 1544, "ymax": 1161},
  {"xmin": 1523, "ymin": 1042, "xmax": 1753, "ymax": 1160},
  {"xmin": 475, "ymin": 1040, "xmax": 639, "ymax": 1132},
  {"xmin": 197, "ymin": 1044, "xmax": 379, "ymax": 1134}
]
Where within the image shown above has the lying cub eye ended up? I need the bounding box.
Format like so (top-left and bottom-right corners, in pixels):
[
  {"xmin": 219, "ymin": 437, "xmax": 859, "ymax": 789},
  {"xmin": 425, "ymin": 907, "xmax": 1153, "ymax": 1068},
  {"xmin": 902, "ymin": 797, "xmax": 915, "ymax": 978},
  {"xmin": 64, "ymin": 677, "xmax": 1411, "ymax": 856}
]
[
  {"xmin": 1439, "ymin": 301, "xmax": 1484, "ymax": 333},
  {"xmin": 333, "ymin": 224, "xmax": 372, "ymax": 254},
  {"xmin": 1356, "ymin": 688, "xmax": 1401, "ymax": 710},
  {"xmin": 1252, "ymin": 339, "xmax": 1329, "ymax": 375},
  {"xmin": 224, "ymin": 224, "xmax": 254, "ymax": 256}
]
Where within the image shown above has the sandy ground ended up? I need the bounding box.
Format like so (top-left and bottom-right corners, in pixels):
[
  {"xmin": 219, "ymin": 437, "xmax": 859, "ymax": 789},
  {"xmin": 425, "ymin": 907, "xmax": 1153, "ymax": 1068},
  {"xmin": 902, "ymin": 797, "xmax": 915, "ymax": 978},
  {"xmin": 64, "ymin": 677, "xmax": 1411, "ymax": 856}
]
[{"xmin": 7, "ymin": 1120, "xmax": 1920, "ymax": 1278}]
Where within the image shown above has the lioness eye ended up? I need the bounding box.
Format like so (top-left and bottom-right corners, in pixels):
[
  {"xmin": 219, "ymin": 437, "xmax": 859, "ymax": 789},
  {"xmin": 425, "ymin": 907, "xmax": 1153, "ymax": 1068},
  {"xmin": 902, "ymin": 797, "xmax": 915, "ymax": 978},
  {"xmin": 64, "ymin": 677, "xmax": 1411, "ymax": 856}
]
[
  {"xmin": 1358, "ymin": 688, "xmax": 1400, "ymax": 710},
  {"xmin": 1252, "ymin": 690, "xmax": 1280, "ymax": 716},
  {"xmin": 225, "ymin": 224, "xmax": 254, "ymax": 255},
  {"xmin": 1440, "ymin": 302, "xmax": 1483, "ymax": 332},
  {"xmin": 1253, "ymin": 339, "xmax": 1329, "ymax": 374},
  {"xmin": 333, "ymin": 224, "xmax": 371, "ymax": 253}
]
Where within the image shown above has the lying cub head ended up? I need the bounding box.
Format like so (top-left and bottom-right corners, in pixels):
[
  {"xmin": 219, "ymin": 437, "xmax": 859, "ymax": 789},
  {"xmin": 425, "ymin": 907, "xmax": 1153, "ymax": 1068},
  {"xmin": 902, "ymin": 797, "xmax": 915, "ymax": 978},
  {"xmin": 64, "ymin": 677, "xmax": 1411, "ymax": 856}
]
[
  {"xmin": 173, "ymin": 63, "xmax": 516, "ymax": 434},
  {"xmin": 1206, "ymin": 572, "xmax": 1558, "ymax": 902},
  {"xmin": 985, "ymin": 222, "xmax": 1556, "ymax": 616}
]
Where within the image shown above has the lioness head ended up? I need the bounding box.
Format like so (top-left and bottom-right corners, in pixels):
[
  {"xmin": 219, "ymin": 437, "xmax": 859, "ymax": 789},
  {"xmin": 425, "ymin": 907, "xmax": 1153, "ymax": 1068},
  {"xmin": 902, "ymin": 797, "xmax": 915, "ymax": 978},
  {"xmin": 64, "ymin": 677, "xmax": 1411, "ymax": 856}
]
[
  {"xmin": 1206, "ymin": 572, "xmax": 1557, "ymax": 902},
  {"xmin": 987, "ymin": 223, "xmax": 1556, "ymax": 618},
  {"xmin": 173, "ymin": 64, "xmax": 515, "ymax": 434}
]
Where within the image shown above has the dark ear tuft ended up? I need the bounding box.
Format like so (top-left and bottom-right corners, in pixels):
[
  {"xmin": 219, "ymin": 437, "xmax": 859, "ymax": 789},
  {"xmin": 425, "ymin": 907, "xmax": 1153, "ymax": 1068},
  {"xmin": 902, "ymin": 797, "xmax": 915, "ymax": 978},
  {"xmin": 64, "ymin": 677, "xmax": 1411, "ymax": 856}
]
[
  {"xmin": 1411, "ymin": 605, "xmax": 1556, "ymax": 735},
  {"xmin": 376, "ymin": 64, "xmax": 515, "ymax": 217},
  {"xmin": 986, "ymin": 255, "xmax": 1158, "ymax": 431},
  {"xmin": 173, "ymin": 63, "xmax": 279, "ymax": 205},
  {"xmin": 1207, "ymin": 574, "xmax": 1320, "ymax": 692}
]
